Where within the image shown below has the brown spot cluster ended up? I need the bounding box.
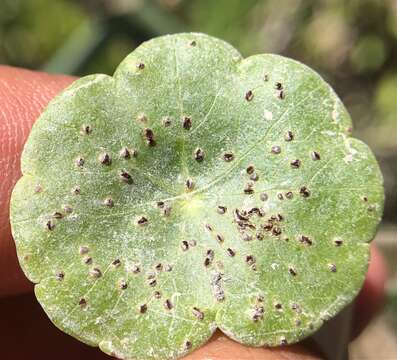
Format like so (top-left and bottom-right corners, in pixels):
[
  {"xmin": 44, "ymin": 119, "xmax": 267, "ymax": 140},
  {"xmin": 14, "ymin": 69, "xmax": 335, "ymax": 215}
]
[
  {"xmin": 233, "ymin": 207, "xmax": 284, "ymax": 242},
  {"xmin": 212, "ymin": 273, "xmax": 225, "ymax": 302}
]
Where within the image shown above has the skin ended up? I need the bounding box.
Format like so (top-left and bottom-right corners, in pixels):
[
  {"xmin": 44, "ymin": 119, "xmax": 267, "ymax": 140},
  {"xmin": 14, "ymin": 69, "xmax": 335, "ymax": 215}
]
[{"xmin": 0, "ymin": 66, "xmax": 387, "ymax": 359}]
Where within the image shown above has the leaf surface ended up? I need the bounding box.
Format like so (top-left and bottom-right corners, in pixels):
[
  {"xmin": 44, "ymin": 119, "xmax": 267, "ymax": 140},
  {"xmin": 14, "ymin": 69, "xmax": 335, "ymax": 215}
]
[{"xmin": 10, "ymin": 33, "xmax": 384, "ymax": 360}]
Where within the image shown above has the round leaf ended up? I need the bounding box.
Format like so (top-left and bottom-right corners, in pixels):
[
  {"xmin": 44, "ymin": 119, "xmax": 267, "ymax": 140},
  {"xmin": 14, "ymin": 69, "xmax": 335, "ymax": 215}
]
[{"xmin": 10, "ymin": 33, "xmax": 384, "ymax": 360}]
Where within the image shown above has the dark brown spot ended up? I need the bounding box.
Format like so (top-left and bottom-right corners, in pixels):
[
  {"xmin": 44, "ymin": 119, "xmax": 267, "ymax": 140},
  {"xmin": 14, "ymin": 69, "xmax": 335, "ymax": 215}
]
[
  {"xmin": 214, "ymin": 288, "xmax": 225, "ymax": 302},
  {"xmin": 161, "ymin": 205, "xmax": 172, "ymax": 216},
  {"xmin": 99, "ymin": 152, "xmax": 111, "ymax": 165},
  {"xmin": 284, "ymin": 131, "xmax": 294, "ymax": 141},
  {"xmin": 328, "ymin": 263, "xmax": 337, "ymax": 272},
  {"xmin": 334, "ymin": 239, "xmax": 343, "ymax": 246},
  {"xmin": 181, "ymin": 240, "xmax": 189, "ymax": 251},
  {"xmin": 56, "ymin": 272, "xmax": 64, "ymax": 281},
  {"xmin": 263, "ymin": 222, "xmax": 273, "ymax": 231},
  {"xmin": 46, "ymin": 220, "xmax": 55, "ymax": 231},
  {"xmin": 185, "ymin": 178, "xmax": 194, "ymax": 191},
  {"xmin": 75, "ymin": 157, "xmax": 85, "ymax": 167},
  {"xmin": 291, "ymin": 303, "xmax": 302, "ymax": 313},
  {"xmin": 299, "ymin": 235, "xmax": 313, "ymax": 246},
  {"xmin": 299, "ymin": 186, "xmax": 311, "ymax": 198},
  {"xmin": 204, "ymin": 258, "xmax": 211, "ymax": 267},
  {"xmin": 137, "ymin": 216, "xmax": 148, "ymax": 226},
  {"xmin": 260, "ymin": 193, "xmax": 268, "ymax": 201},
  {"xmin": 190, "ymin": 40, "xmax": 197, "ymax": 47},
  {"xmin": 288, "ymin": 267, "xmax": 297, "ymax": 276},
  {"xmin": 164, "ymin": 299, "xmax": 173, "ymax": 310},
  {"xmin": 119, "ymin": 280, "xmax": 128, "ymax": 290},
  {"xmin": 53, "ymin": 212, "xmax": 63, "ymax": 219},
  {"xmin": 205, "ymin": 224, "xmax": 213, "ymax": 231},
  {"xmin": 81, "ymin": 125, "xmax": 92, "ymax": 135},
  {"xmin": 246, "ymin": 165, "xmax": 255, "ymax": 174},
  {"xmin": 216, "ymin": 234, "xmax": 224, "ymax": 243},
  {"xmin": 84, "ymin": 256, "xmax": 92, "ymax": 265},
  {"xmin": 112, "ymin": 259, "xmax": 121, "ymax": 267},
  {"xmin": 192, "ymin": 307, "xmax": 204, "ymax": 320},
  {"xmin": 206, "ymin": 249, "xmax": 214, "ymax": 260},
  {"xmin": 143, "ymin": 128, "xmax": 156, "ymax": 146},
  {"xmin": 131, "ymin": 264, "xmax": 140, "ymax": 274},
  {"xmin": 226, "ymin": 248, "xmax": 235, "ymax": 257},
  {"xmin": 217, "ymin": 205, "xmax": 227, "ymax": 214},
  {"xmin": 223, "ymin": 152, "xmax": 234, "ymax": 162},
  {"xmin": 252, "ymin": 305, "xmax": 264, "ymax": 322},
  {"xmin": 139, "ymin": 304, "xmax": 147, "ymax": 313},
  {"xmin": 147, "ymin": 278, "xmax": 157, "ymax": 287},
  {"xmin": 245, "ymin": 90, "xmax": 254, "ymax": 101},
  {"xmin": 234, "ymin": 208, "xmax": 249, "ymax": 221},
  {"xmin": 154, "ymin": 291, "xmax": 161, "ymax": 299},
  {"xmin": 246, "ymin": 255, "xmax": 256, "ymax": 266},
  {"xmin": 155, "ymin": 263, "xmax": 163, "ymax": 271},
  {"xmin": 119, "ymin": 147, "xmax": 135, "ymax": 159},
  {"xmin": 271, "ymin": 145, "xmax": 281, "ymax": 154},
  {"xmin": 182, "ymin": 116, "xmax": 192, "ymax": 130},
  {"xmin": 272, "ymin": 227, "xmax": 282, "ymax": 236},
  {"xmin": 103, "ymin": 197, "xmax": 114, "ymax": 207},
  {"xmin": 184, "ymin": 341, "xmax": 192, "ymax": 350},
  {"xmin": 248, "ymin": 207, "xmax": 260, "ymax": 215},
  {"xmin": 285, "ymin": 191, "xmax": 293, "ymax": 199},
  {"xmin": 90, "ymin": 268, "xmax": 102, "ymax": 278},
  {"xmin": 119, "ymin": 170, "xmax": 133, "ymax": 183},
  {"xmin": 264, "ymin": 74, "xmax": 269, "ymax": 82},
  {"xmin": 194, "ymin": 147, "xmax": 205, "ymax": 162},
  {"xmin": 280, "ymin": 337, "xmax": 288, "ymax": 345},
  {"xmin": 244, "ymin": 182, "xmax": 254, "ymax": 194},
  {"xmin": 277, "ymin": 193, "xmax": 284, "ymax": 200},
  {"xmin": 71, "ymin": 186, "xmax": 81, "ymax": 195},
  {"xmin": 290, "ymin": 159, "xmax": 301, "ymax": 168},
  {"xmin": 162, "ymin": 116, "xmax": 172, "ymax": 127},
  {"xmin": 137, "ymin": 62, "xmax": 145, "ymax": 70},
  {"xmin": 79, "ymin": 298, "xmax": 87, "ymax": 307},
  {"xmin": 278, "ymin": 90, "xmax": 285, "ymax": 99},
  {"xmin": 311, "ymin": 151, "xmax": 321, "ymax": 161},
  {"xmin": 275, "ymin": 82, "xmax": 283, "ymax": 90},
  {"xmin": 275, "ymin": 303, "xmax": 283, "ymax": 310}
]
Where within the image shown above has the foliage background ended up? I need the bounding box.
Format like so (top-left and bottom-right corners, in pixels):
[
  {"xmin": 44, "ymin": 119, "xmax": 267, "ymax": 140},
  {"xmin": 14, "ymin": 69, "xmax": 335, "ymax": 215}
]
[{"xmin": 1, "ymin": 0, "xmax": 396, "ymax": 357}]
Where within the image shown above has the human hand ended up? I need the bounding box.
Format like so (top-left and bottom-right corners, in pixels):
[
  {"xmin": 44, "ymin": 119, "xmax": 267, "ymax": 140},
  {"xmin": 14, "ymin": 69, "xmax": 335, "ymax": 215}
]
[{"xmin": 0, "ymin": 66, "xmax": 387, "ymax": 359}]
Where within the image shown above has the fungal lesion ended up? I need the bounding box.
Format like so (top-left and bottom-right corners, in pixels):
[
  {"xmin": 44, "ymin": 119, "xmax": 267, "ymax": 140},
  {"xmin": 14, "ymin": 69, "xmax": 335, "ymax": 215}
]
[{"xmin": 232, "ymin": 207, "xmax": 285, "ymax": 242}]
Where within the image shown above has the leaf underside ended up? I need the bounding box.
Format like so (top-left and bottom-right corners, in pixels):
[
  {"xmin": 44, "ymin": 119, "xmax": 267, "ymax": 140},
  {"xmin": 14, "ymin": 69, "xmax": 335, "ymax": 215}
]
[{"xmin": 10, "ymin": 33, "xmax": 384, "ymax": 360}]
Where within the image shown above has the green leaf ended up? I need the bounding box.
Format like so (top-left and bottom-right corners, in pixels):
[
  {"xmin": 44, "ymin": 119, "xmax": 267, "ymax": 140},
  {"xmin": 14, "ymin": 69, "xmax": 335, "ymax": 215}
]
[{"xmin": 10, "ymin": 33, "xmax": 384, "ymax": 360}]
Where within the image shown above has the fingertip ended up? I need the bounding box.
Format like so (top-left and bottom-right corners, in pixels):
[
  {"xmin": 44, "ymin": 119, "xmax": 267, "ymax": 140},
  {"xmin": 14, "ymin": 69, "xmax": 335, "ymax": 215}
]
[
  {"xmin": 352, "ymin": 244, "xmax": 388, "ymax": 338},
  {"xmin": 0, "ymin": 67, "xmax": 75, "ymax": 298},
  {"xmin": 183, "ymin": 331, "xmax": 321, "ymax": 360}
]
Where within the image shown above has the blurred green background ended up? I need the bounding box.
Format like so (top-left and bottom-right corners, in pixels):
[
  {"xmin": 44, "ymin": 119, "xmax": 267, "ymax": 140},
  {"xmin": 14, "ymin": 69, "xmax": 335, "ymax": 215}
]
[{"xmin": 1, "ymin": 0, "xmax": 396, "ymax": 357}]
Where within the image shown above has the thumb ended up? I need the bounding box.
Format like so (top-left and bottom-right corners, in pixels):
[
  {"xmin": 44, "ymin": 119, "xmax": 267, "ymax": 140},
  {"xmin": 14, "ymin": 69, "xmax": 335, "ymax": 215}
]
[{"xmin": 0, "ymin": 66, "xmax": 75, "ymax": 297}]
